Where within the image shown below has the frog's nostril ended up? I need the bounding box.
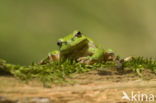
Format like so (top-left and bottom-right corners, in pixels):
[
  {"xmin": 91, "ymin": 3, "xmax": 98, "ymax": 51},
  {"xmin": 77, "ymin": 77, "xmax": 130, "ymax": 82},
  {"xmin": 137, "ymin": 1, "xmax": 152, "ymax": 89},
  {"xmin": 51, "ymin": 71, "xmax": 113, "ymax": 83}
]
[{"xmin": 57, "ymin": 41, "xmax": 62, "ymax": 47}]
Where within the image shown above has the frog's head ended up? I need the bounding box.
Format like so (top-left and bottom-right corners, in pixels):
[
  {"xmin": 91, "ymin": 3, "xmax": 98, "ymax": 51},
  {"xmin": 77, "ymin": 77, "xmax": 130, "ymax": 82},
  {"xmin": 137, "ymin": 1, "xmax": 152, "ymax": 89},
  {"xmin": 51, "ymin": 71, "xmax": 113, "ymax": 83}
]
[{"xmin": 57, "ymin": 30, "xmax": 89, "ymax": 56}]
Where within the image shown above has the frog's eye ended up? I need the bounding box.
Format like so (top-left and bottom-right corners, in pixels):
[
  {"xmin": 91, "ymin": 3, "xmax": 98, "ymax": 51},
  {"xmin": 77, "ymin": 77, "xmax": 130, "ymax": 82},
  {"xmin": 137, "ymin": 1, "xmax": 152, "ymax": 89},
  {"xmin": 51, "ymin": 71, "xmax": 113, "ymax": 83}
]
[
  {"xmin": 57, "ymin": 41, "xmax": 62, "ymax": 47},
  {"xmin": 75, "ymin": 31, "xmax": 82, "ymax": 37}
]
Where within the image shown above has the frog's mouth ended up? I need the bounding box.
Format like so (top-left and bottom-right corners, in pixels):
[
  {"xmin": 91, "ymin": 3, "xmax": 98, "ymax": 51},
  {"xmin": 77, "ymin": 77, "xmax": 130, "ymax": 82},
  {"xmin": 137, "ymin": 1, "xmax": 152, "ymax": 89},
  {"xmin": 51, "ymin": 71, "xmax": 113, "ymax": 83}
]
[{"xmin": 60, "ymin": 38, "xmax": 89, "ymax": 58}]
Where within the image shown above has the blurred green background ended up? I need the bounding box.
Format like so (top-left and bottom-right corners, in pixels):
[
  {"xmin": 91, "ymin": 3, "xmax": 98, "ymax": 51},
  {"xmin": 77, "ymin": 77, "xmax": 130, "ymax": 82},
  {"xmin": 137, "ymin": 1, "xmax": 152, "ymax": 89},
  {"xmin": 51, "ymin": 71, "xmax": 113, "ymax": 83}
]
[{"xmin": 0, "ymin": 0, "xmax": 156, "ymax": 65}]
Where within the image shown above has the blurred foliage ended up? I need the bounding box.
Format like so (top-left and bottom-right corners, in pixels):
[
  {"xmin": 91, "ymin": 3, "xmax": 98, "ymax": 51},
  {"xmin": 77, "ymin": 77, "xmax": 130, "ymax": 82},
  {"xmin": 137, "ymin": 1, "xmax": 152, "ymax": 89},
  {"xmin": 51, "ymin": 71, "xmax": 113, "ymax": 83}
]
[{"xmin": 0, "ymin": 0, "xmax": 156, "ymax": 65}]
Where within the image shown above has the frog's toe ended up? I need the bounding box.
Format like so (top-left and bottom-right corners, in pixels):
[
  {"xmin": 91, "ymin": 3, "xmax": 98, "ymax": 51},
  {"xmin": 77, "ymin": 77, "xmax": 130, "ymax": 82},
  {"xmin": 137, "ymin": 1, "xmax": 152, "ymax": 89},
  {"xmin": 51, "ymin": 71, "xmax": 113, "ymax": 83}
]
[
  {"xmin": 77, "ymin": 57, "xmax": 95, "ymax": 65},
  {"xmin": 77, "ymin": 57, "xmax": 87, "ymax": 61},
  {"xmin": 124, "ymin": 56, "xmax": 133, "ymax": 62},
  {"xmin": 85, "ymin": 60, "xmax": 95, "ymax": 65},
  {"xmin": 77, "ymin": 57, "xmax": 87, "ymax": 64}
]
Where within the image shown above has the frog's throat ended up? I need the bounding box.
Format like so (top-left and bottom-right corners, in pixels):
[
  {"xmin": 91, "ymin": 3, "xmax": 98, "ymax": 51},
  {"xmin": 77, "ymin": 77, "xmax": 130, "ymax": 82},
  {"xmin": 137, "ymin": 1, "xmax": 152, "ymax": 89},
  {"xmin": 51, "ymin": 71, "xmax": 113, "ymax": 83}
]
[{"xmin": 60, "ymin": 39, "xmax": 89, "ymax": 59}]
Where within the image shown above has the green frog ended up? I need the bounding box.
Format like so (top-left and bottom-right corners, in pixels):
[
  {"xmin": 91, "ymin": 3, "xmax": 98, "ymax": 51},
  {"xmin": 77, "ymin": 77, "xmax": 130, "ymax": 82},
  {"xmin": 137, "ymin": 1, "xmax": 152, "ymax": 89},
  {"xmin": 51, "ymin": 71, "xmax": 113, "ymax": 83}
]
[{"xmin": 40, "ymin": 30, "xmax": 115, "ymax": 65}]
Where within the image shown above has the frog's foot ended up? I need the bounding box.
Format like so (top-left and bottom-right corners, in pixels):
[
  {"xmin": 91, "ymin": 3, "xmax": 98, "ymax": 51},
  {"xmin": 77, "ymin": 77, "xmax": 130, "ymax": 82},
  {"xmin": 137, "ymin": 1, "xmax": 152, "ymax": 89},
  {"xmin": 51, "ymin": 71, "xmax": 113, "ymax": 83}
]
[
  {"xmin": 124, "ymin": 56, "xmax": 134, "ymax": 62},
  {"xmin": 77, "ymin": 57, "xmax": 95, "ymax": 65},
  {"xmin": 104, "ymin": 52, "xmax": 115, "ymax": 61}
]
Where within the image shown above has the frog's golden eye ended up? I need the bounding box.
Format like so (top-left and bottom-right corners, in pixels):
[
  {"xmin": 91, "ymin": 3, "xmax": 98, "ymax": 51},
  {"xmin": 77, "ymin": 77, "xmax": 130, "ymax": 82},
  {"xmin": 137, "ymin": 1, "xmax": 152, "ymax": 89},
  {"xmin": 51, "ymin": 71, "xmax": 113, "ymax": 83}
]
[
  {"xmin": 57, "ymin": 41, "xmax": 62, "ymax": 47},
  {"xmin": 75, "ymin": 31, "xmax": 82, "ymax": 37},
  {"xmin": 57, "ymin": 40, "xmax": 68, "ymax": 48}
]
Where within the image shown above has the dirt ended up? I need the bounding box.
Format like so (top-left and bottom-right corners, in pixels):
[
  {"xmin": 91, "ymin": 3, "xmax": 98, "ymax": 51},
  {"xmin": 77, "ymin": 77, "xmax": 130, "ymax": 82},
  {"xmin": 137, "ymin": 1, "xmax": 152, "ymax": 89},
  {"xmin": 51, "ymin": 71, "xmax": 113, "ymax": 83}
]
[{"xmin": 0, "ymin": 68, "xmax": 156, "ymax": 103}]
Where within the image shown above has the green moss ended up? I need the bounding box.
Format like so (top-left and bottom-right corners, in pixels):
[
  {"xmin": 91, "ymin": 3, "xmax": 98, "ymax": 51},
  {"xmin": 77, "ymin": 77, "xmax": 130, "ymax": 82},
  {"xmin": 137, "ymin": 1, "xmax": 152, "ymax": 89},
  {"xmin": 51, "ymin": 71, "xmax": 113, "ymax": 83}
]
[
  {"xmin": 123, "ymin": 56, "xmax": 156, "ymax": 77},
  {"xmin": 0, "ymin": 56, "xmax": 156, "ymax": 87}
]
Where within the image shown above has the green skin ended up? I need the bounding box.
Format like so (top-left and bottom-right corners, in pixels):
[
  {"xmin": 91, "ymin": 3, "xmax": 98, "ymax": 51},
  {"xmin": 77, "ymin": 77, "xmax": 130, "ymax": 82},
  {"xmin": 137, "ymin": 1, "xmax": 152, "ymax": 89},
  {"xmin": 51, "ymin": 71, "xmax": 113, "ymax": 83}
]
[{"xmin": 40, "ymin": 30, "xmax": 115, "ymax": 65}]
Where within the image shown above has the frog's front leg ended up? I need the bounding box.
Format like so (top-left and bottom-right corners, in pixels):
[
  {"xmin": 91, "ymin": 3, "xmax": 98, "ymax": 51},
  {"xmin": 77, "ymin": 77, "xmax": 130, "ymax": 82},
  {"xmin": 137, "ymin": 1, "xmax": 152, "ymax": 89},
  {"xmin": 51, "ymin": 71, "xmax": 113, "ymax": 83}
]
[
  {"xmin": 77, "ymin": 48, "xmax": 105, "ymax": 65},
  {"xmin": 104, "ymin": 49, "xmax": 115, "ymax": 61},
  {"xmin": 89, "ymin": 48, "xmax": 105, "ymax": 62},
  {"xmin": 39, "ymin": 50, "xmax": 60, "ymax": 65}
]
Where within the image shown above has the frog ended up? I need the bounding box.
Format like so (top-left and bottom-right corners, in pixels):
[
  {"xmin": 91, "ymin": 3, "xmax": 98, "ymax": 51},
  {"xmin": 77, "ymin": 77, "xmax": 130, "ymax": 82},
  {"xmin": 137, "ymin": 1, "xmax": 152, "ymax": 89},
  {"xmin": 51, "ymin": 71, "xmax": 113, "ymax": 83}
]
[{"xmin": 39, "ymin": 30, "xmax": 115, "ymax": 65}]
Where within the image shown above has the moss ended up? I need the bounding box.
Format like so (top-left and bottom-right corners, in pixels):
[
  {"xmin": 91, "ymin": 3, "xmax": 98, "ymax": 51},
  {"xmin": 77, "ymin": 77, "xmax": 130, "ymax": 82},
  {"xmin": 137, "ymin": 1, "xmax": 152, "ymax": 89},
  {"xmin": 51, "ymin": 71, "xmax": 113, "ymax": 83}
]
[
  {"xmin": 0, "ymin": 56, "xmax": 156, "ymax": 87},
  {"xmin": 0, "ymin": 59, "xmax": 12, "ymax": 75},
  {"xmin": 123, "ymin": 56, "xmax": 156, "ymax": 77}
]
